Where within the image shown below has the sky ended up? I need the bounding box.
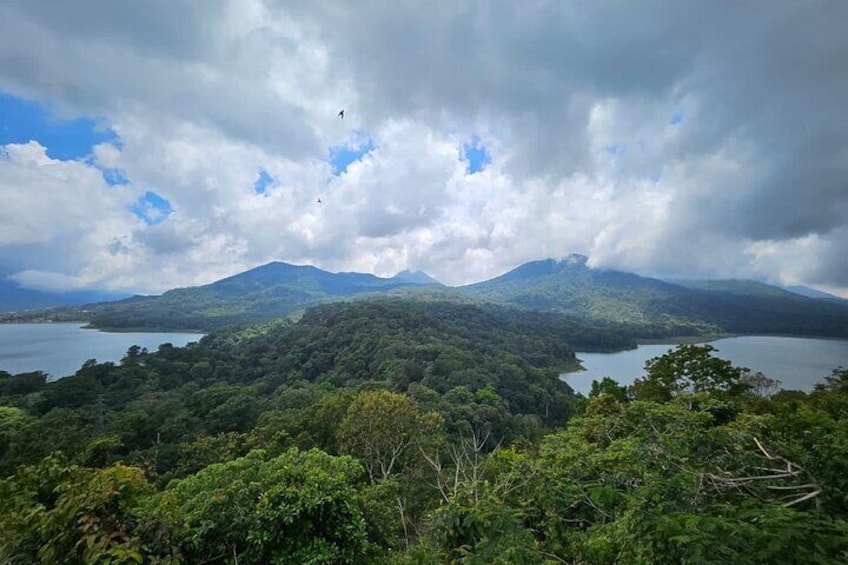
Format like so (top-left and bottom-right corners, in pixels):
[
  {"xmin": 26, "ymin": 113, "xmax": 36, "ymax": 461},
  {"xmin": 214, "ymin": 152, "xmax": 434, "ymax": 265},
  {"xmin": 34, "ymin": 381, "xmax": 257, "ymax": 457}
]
[{"xmin": 1, "ymin": 1, "xmax": 847, "ymax": 297}]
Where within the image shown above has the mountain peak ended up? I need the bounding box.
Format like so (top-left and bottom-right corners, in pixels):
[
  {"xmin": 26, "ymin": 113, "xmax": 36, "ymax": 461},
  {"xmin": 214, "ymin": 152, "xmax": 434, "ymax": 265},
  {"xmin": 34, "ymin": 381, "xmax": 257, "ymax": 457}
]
[
  {"xmin": 560, "ymin": 253, "xmax": 588, "ymax": 266},
  {"xmin": 483, "ymin": 255, "xmax": 591, "ymax": 284},
  {"xmin": 392, "ymin": 270, "xmax": 441, "ymax": 285}
]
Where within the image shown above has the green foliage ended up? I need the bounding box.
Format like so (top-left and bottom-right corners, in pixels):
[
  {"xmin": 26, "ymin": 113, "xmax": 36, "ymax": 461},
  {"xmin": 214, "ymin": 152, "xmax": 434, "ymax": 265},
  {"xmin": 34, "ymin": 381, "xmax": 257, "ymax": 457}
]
[
  {"xmin": 534, "ymin": 395, "xmax": 848, "ymax": 563},
  {"xmin": 0, "ymin": 406, "xmax": 31, "ymax": 461},
  {"xmin": 141, "ymin": 448, "xmax": 370, "ymax": 564},
  {"xmin": 589, "ymin": 376, "xmax": 629, "ymax": 402},
  {"xmin": 412, "ymin": 444, "xmax": 546, "ymax": 564},
  {"xmin": 1, "ymin": 301, "xmax": 848, "ymax": 563},
  {"xmin": 339, "ymin": 390, "xmax": 444, "ymax": 483},
  {"xmin": 427, "ymin": 495, "xmax": 542, "ymax": 564},
  {"xmin": 0, "ymin": 456, "xmax": 151, "ymax": 564},
  {"xmin": 633, "ymin": 344, "xmax": 752, "ymax": 401},
  {"xmin": 39, "ymin": 464, "xmax": 150, "ymax": 564},
  {"xmin": 0, "ymin": 370, "xmax": 46, "ymax": 397}
]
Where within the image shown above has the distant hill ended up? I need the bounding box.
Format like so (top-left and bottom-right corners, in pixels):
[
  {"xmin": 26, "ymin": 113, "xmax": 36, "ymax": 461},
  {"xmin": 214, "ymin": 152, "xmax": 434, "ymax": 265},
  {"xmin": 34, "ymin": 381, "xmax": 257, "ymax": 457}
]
[
  {"xmin": 6, "ymin": 262, "xmax": 435, "ymax": 330},
  {"xmin": 0, "ymin": 277, "xmax": 130, "ymax": 313},
  {"xmin": 673, "ymin": 279, "xmax": 801, "ymax": 300},
  {"xmin": 456, "ymin": 255, "xmax": 848, "ymax": 338},
  {"xmin": 392, "ymin": 270, "xmax": 442, "ymax": 285},
  {"xmin": 5, "ymin": 255, "xmax": 848, "ymax": 340},
  {"xmin": 783, "ymin": 285, "xmax": 846, "ymax": 301},
  {"xmin": 458, "ymin": 255, "xmax": 709, "ymax": 334},
  {"xmin": 676, "ymin": 279, "xmax": 846, "ymax": 302}
]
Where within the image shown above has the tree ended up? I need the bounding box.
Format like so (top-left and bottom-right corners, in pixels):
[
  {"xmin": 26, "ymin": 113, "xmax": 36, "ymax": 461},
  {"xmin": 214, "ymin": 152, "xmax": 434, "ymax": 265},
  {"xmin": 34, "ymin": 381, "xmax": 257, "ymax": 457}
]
[
  {"xmin": 39, "ymin": 464, "xmax": 151, "ymax": 564},
  {"xmin": 0, "ymin": 406, "xmax": 31, "ymax": 463},
  {"xmin": 338, "ymin": 390, "xmax": 443, "ymax": 483},
  {"xmin": 534, "ymin": 399, "xmax": 847, "ymax": 564},
  {"xmin": 416, "ymin": 442, "xmax": 544, "ymax": 564},
  {"xmin": 141, "ymin": 448, "xmax": 370, "ymax": 564},
  {"xmin": 0, "ymin": 457, "xmax": 151, "ymax": 564},
  {"xmin": 815, "ymin": 367, "xmax": 848, "ymax": 393},
  {"xmin": 589, "ymin": 377, "xmax": 629, "ymax": 402},
  {"xmin": 633, "ymin": 344, "xmax": 751, "ymax": 401}
]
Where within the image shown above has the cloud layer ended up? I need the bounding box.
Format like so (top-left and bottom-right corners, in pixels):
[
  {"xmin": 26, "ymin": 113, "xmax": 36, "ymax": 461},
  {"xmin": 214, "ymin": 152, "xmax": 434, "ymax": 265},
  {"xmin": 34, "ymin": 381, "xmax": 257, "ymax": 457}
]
[{"xmin": 1, "ymin": 0, "xmax": 846, "ymax": 295}]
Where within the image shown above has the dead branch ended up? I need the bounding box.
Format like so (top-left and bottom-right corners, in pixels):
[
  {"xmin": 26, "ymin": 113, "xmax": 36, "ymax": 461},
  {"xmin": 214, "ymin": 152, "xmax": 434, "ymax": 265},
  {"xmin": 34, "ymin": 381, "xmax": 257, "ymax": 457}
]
[{"xmin": 699, "ymin": 437, "xmax": 820, "ymax": 509}]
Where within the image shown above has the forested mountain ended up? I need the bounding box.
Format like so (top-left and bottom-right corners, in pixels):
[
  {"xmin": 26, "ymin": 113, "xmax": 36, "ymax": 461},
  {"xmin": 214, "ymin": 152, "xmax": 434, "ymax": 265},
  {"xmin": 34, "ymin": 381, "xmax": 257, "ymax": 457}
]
[
  {"xmin": 2, "ymin": 298, "xmax": 847, "ymax": 562},
  {"xmin": 392, "ymin": 270, "xmax": 442, "ymax": 285},
  {"xmin": 673, "ymin": 278, "xmax": 803, "ymax": 299},
  {"xmin": 460, "ymin": 255, "xmax": 848, "ymax": 338},
  {"xmin": 5, "ymin": 262, "xmax": 438, "ymax": 330},
  {"xmin": 784, "ymin": 284, "xmax": 847, "ymax": 301},
  {"xmin": 5, "ymin": 255, "xmax": 848, "ymax": 339}
]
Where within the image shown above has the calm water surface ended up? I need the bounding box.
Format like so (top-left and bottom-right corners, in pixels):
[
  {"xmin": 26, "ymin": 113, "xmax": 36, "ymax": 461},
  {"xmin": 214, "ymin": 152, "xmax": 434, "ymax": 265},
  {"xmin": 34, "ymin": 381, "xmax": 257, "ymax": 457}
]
[
  {"xmin": 0, "ymin": 323, "xmax": 204, "ymax": 380},
  {"xmin": 563, "ymin": 336, "xmax": 848, "ymax": 396}
]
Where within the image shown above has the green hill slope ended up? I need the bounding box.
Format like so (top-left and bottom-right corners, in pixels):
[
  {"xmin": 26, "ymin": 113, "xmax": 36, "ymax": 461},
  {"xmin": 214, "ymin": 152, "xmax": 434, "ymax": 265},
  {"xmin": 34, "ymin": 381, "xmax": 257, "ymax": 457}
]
[
  {"xmin": 21, "ymin": 262, "xmax": 438, "ymax": 330},
  {"xmin": 457, "ymin": 255, "xmax": 848, "ymax": 338},
  {"xmin": 6, "ymin": 255, "xmax": 848, "ymax": 340}
]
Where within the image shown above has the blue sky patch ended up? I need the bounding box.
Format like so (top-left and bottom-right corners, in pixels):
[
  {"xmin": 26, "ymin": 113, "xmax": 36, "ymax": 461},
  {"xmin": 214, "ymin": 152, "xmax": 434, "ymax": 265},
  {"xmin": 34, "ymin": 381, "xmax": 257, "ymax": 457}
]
[
  {"xmin": 462, "ymin": 137, "xmax": 491, "ymax": 174},
  {"xmin": 130, "ymin": 191, "xmax": 173, "ymax": 225},
  {"xmin": 328, "ymin": 135, "xmax": 375, "ymax": 175},
  {"xmin": 670, "ymin": 105, "xmax": 685, "ymax": 125},
  {"xmin": 0, "ymin": 91, "xmax": 117, "ymax": 160},
  {"xmin": 604, "ymin": 143, "xmax": 627, "ymax": 155},
  {"xmin": 253, "ymin": 169, "xmax": 274, "ymax": 194},
  {"xmin": 101, "ymin": 167, "xmax": 129, "ymax": 186}
]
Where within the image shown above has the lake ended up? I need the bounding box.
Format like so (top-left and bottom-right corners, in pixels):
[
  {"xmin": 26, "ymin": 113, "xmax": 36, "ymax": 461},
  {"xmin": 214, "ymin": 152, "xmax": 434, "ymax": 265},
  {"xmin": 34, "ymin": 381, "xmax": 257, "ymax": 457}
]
[
  {"xmin": 562, "ymin": 336, "xmax": 848, "ymax": 396},
  {"xmin": 0, "ymin": 323, "xmax": 205, "ymax": 380}
]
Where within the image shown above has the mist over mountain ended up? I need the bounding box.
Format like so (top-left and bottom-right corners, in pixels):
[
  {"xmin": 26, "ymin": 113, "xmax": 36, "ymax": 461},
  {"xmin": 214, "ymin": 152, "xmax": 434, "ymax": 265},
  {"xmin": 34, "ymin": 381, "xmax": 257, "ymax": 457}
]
[
  {"xmin": 783, "ymin": 285, "xmax": 846, "ymax": 301},
  {"xmin": 0, "ymin": 276, "xmax": 130, "ymax": 313}
]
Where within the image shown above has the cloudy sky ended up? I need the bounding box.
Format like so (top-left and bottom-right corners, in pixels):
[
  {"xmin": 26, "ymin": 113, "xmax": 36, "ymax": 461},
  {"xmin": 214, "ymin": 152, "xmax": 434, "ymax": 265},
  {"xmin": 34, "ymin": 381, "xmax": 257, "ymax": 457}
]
[{"xmin": 1, "ymin": 1, "xmax": 847, "ymax": 297}]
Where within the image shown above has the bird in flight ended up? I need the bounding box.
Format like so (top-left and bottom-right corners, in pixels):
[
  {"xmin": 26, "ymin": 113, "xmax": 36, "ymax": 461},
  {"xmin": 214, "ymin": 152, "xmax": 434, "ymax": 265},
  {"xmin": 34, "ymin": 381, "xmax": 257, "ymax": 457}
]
[
  {"xmin": 317, "ymin": 198, "xmax": 322, "ymax": 204},
  {"xmin": 338, "ymin": 109, "xmax": 344, "ymax": 119}
]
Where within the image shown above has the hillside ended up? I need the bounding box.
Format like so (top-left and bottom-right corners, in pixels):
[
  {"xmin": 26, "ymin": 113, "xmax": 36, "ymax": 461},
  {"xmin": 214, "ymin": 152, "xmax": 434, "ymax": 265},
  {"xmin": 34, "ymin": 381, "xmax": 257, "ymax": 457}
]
[
  {"xmin": 5, "ymin": 255, "xmax": 848, "ymax": 340},
  {"xmin": 784, "ymin": 284, "xmax": 847, "ymax": 301},
  {"xmin": 5, "ymin": 262, "xmax": 438, "ymax": 330},
  {"xmin": 457, "ymin": 255, "xmax": 848, "ymax": 338},
  {"xmin": 673, "ymin": 278, "xmax": 802, "ymax": 300}
]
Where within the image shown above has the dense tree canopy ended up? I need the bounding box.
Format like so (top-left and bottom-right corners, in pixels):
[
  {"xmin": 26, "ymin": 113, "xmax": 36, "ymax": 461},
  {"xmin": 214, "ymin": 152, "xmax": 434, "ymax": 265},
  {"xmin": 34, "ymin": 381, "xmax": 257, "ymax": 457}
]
[{"xmin": 1, "ymin": 302, "xmax": 846, "ymax": 563}]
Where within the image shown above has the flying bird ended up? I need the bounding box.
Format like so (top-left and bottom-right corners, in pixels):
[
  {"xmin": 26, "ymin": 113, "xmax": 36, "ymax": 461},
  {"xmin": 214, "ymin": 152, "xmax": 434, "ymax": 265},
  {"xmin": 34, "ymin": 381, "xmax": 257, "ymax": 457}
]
[
  {"xmin": 338, "ymin": 109, "xmax": 344, "ymax": 119},
  {"xmin": 317, "ymin": 198, "xmax": 322, "ymax": 204}
]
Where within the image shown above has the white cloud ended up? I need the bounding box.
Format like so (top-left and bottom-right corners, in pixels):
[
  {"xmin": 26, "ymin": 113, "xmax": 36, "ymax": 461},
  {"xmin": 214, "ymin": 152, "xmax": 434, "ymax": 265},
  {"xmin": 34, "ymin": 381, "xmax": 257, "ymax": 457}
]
[
  {"xmin": 0, "ymin": 142, "xmax": 141, "ymax": 287},
  {"xmin": 0, "ymin": 1, "xmax": 846, "ymax": 297}
]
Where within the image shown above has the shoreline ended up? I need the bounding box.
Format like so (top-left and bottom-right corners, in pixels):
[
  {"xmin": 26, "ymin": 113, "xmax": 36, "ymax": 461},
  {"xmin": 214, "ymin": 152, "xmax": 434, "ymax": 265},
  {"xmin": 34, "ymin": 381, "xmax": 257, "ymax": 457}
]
[
  {"xmin": 637, "ymin": 333, "xmax": 848, "ymax": 345},
  {"xmin": 0, "ymin": 320, "xmax": 206, "ymax": 335},
  {"xmin": 562, "ymin": 333, "xmax": 848, "ymax": 376}
]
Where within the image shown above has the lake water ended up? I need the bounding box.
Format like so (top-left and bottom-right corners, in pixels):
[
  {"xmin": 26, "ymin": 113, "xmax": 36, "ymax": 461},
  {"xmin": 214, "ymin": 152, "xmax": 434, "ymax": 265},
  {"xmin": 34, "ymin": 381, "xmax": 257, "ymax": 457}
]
[
  {"xmin": 562, "ymin": 336, "xmax": 848, "ymax": 396},
  {"xmin": 0, "ymin": 323, "xmax": 204, "ymax": 380}
]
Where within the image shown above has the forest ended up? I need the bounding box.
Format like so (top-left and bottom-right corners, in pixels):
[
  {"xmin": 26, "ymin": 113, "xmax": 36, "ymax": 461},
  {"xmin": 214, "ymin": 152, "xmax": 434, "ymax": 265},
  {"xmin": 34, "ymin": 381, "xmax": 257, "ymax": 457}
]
[{"xmin": 1, "ymin": 299, "xmax": 847, "ymax": 563}]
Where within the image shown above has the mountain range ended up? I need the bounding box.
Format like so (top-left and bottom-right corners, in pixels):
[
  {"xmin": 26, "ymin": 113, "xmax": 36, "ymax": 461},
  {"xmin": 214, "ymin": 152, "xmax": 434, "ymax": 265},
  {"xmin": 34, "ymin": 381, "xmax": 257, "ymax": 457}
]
[
  {"xmin": 0, "ymin": 276, "xmax": 130, "ymax": 313},
  {"xmin": 3, "ymin": 255, "xmax": 848, "ymax": 339}
]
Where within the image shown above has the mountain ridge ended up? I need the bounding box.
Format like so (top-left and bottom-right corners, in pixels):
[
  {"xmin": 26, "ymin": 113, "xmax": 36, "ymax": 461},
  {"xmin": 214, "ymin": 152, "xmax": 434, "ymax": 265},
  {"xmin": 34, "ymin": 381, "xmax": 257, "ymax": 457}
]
[
  {"xmin": 461, "ymin": 259, "xmax": 848, "ymax": 338},
  {"xmin": 3, "ymin": 257, "xmax": 848, "ymax": 339}
]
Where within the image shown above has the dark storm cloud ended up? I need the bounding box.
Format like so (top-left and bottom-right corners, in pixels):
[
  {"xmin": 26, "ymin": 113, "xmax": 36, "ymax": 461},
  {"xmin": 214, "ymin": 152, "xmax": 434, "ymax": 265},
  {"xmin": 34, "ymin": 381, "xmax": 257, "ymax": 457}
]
[
  {"xmin": 299, "ymin": 0, "xmax": 848, "ymax": 285},
  {"xmin": 3, "ymin": 0, "xmax": 221, "ymax": 61},
  {"xmin": 296, "ymin": 1, "xmax": 730, "ymax": 174}
]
